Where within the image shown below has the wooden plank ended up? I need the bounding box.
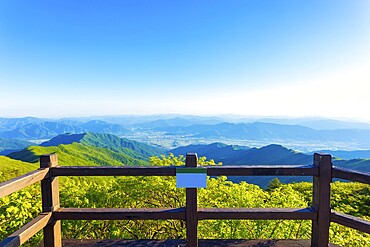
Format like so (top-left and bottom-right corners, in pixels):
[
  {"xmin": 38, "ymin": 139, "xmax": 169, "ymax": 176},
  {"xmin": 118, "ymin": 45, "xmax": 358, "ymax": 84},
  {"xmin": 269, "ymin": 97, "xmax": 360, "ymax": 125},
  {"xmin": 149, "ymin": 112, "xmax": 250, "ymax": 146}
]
[
  {"xmin": 53, "ymin": 207, "xmax": 317, "ymax": 221},
  {"xmin": 331, "ymin": 211, "xmax": 370, "ymax": 234},
  {"xmin": 186, "ymin": 153, "xmax": 198, "ymax": 247},
  {"xmin": 51, "ymin": 165, "xmax": 317, "ymax": 177},
  {"xmin": 0, "ymin": 212, "xmax": 51, "ymax": 247},
  {"xmin": 53, "ymin": 208, "xmax": 186, "ymax": 220},
  {"xmin": 40, "ymin": 154, "xmax": 61, "ymax": 247},
  {"xmin": 207, "ymin": 165, "xmax": 318, "ymax": 176},
  {"xmin": 0, "ymin": 168, "xmax": 49, "ymax": 199},
  {"xmin": 198, "ymin": 208, "xmax": 316, "ymax": 220},
  {"xmin": 311, "ymin": 153, "xmax": 332, "ymax": 247},
  {"xmin": 51, "ymin": 166, "xmax": 177, "ymax": 176},
  {"xmin": 332, "ymin": 167, "xmax": 370, "ymax": 185}
]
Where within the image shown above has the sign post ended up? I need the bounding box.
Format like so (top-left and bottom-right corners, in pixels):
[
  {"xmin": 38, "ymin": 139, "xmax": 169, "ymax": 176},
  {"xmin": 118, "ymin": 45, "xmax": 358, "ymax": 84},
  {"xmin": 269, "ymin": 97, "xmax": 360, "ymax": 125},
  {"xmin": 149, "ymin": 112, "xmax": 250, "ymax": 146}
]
[{"xmin": 176, "ymin": 167, "xmax": 207, "ymax": 188}]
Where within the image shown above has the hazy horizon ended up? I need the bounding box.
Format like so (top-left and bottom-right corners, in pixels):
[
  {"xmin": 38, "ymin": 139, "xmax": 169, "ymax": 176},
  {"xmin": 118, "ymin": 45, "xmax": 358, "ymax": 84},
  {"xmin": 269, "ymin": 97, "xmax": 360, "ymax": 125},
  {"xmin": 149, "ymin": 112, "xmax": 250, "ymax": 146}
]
[
  {"xmin": 1, "ymin": 1, "xmax": 370, "ymax": 120},
  {"xmin": 2, "ymin": 113, "xmax": 370, "ymax": 125}
]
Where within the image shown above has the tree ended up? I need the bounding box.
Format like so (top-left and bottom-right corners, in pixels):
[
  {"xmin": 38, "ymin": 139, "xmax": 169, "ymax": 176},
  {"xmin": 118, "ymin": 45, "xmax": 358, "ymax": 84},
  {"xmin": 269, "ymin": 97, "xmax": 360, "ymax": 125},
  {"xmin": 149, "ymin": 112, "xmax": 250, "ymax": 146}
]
[{"xmin": 267, "ymin": 178, "xmax": 282, "ymax": 191}]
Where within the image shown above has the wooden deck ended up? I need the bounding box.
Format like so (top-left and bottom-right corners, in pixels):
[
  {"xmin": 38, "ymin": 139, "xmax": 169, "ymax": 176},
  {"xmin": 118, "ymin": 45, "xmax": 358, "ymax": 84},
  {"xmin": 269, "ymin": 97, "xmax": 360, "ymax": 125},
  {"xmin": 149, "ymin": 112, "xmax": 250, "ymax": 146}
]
[{"xmin": 60, "ymin": 239, "xmax": 340, "ymax": 247}]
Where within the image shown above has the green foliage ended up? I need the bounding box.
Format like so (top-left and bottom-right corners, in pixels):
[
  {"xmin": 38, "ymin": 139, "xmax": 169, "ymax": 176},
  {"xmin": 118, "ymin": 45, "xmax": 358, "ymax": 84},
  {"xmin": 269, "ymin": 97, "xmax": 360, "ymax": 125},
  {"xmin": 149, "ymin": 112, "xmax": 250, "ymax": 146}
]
[
  {"xmin": 267, "ymin": 178, "xmax": 283, "ymax": 191},
  {"xmin": 8, "ymin": 142, "xmax": 149, "ymax": 166},
  {"xmin": 331, "ymin": 181, "xmax": 370, "ymax": 217},
  {"xmin": 7, "ymin": 132, "xmax": 167, "ymax": 166},
  {"xmin": 0, "ymin": 154, "xmax": 369, "ymax": 247},
  {"xmin": 0, "ymin": 185, "xmax": 42, "ymax": 245},
  {"xmin": 80, "ymin": 133, "xmax": 164, "ymax": 158},
  {"xmin": 0, "ymin": 156, "xmax": 37, "ymax": 182}
]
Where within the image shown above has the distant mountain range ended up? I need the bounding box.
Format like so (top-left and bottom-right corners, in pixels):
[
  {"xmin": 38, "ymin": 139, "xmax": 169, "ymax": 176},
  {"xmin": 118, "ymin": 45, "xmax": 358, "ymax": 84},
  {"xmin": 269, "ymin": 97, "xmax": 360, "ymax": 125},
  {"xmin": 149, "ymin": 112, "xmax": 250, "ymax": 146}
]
[
  {"xmin": 308, "ymin": 150, "xmax": 370, "ymax": 160},
  {"xmin": 0, "ymin": 138, "xmax": 33, "ymax": 155},
  {"xmin": 171, "ymin": 143, "xmax": 312, "ymax": 166},
  {"xmin": 157, "ymin": 122, "xmax": 370, "ymax": 148},
  {"xmin": 170, "ymin": 142, "xmax": 250, "ymax": 163},
  {"xmin": 2, "ymin": 130, "xmax": 370, "ymax": 188},
  {"xmin": 2, "ymin": 115, "xmax": 370, "ymax": 151},
  {"xmin": 170, "ymin": 142, "xmax": 370, "ymax": 187},
  {"xmin": 170, "ymin": 142, "xmax": 370, "ymax": 170},
  {"xmin": 0, "ymin": 117, "xmax": 132, "ymax": 139},
  {"xmin": 63, "ymin": 115, "xmax": 370, "ymax": 130}
]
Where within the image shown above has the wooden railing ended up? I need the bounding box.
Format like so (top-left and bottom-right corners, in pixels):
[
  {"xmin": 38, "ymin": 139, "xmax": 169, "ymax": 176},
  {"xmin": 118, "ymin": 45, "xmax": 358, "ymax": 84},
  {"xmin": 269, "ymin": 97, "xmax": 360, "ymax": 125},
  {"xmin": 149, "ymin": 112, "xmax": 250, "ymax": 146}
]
[{"xmin": 0, "ymin": 153, "xmax": 370, "ymax": 247}]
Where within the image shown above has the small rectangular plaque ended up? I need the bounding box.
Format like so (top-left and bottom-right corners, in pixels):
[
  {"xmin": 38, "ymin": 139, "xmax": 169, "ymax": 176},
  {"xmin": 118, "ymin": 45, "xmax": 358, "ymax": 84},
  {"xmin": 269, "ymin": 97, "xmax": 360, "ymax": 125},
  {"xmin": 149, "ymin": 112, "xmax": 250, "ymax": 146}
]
[{"xmin": 176, "ymin": 168, "xmax": 207, "ymax": 188}]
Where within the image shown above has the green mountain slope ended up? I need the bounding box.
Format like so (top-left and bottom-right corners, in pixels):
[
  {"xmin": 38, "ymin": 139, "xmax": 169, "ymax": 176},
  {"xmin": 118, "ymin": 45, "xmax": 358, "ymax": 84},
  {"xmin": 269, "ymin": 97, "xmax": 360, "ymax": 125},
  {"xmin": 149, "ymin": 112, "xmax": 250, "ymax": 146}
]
[
  {"xmin": 40, "ymin": 132, "xmax": 164, "ymax": 160},
  {"xmin": 227, "ymin": 144, "xmax": 311, "ymax": 165},
  {"xmin": 334, "ymin": 158, "xmax": 370, "ymax": 171},
  {"xmin": 8, "ymin": 133, "xmax": 165, "ymax": 166},
  {"xmin": 170, "ymin": 142, "xmax": 249, "ymax": 163},
  {"xmin": 39, "ymin": 133, "xmax": 85, "ymax": 146},
  {"xmin": 171, "ymin": 143, "xmax": 311, "ymax": 165},
  {"xmin": 79, "ymin": 133, "xmax": 164, "ymax": 158},
  {"xmin": 8, "ymin": 143, "xmax": 148, "ymax": 166},
  {"xmin": 0, "ymin": 156, "xmax": 37, "ymax": 182}
]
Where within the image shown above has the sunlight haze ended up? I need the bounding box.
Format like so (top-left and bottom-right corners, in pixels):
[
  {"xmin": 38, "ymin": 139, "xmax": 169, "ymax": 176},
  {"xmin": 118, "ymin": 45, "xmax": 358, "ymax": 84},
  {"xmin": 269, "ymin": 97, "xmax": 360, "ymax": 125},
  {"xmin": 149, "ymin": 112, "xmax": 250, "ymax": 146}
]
[{"xmin": 1, "ymin": 0, "xmax": 370, "ymax": 121}]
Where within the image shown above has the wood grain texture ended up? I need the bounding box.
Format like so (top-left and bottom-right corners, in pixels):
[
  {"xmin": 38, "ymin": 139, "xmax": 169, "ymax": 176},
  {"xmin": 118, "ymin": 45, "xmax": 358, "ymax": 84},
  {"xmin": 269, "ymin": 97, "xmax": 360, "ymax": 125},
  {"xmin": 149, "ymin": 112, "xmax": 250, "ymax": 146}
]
[
  {"xmin": 186, "ymin": 153, "xmax": 198, "ymax": 247},
  {"xmin": 54, "ymin": 208, "xmax": 186, "ymax": 220},
  {"xmin": 311, "ymin": 153, "xmax": 332, "ymax": 247},
  {"xmin": 51, "ymin": 165, "xmax": 318, "ymax": 177},
  {"xmin": 206, "ymin": 165, "xmax": 318, "ymax": 176},
  {"xmin": 51, "ymin": 207, "xmax": 317, "ymax": 221},
  {"xmin": 51, "ymin": 166, "xmax": 177, "ymax": 176},
  {"xmin": 332, "ymin": 167, "xmax": 370, "ymax": 185},
  {"xmin": 0, "ymin": 168, "xmax": 49, "ymax": 199},
  {"xmin": 40, "ymin": 154, "xmax": 61, "ymax": 247},
  {"xmin": 0, "ymin": 212, "xmax": 51, "ymax": 247},
  {"xmin": 198, "ymin": 208, "xmax": 316, "ymax": 220},
  {"xmin": 331, "ymin": 211, "xmax": 370, "ymax": 234}
]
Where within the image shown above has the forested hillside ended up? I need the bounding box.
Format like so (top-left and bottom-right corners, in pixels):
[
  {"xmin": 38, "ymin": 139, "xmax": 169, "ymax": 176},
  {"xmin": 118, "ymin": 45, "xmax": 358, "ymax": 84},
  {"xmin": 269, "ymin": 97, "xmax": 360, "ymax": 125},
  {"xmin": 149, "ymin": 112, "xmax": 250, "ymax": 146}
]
[
  {"xmin": 8, "ymin": 133, "xmax": 164, "ymax": 166},
  {"xmin": 0, "ymin": 154, "xmax": 369, "ymax": 247},
  {"xmin": 0, "ymin": 156, "xmax": 37, "ymax": 181},
  {"xmin": 1, "ymin": 133, "xmax": 369, "ymax": 246},
  {"xmin": 172, "ymin": 143, "xmax": 311, "ymax": 165}
]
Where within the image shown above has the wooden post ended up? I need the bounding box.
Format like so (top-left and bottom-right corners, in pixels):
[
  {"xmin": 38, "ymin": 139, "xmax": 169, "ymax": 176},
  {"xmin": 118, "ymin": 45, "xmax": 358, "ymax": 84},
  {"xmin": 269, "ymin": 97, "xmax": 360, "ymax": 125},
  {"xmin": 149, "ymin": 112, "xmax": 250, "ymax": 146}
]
[
  {"xmin": 311, "ymin": 153, "xmax": 332, "ymax": 247},
  {"xmin": 40, "ymin": 154, "xmax": 62, "ymax": 247},
  {"xmin": 186, "ymin": 153, "xmax": 198, "ymax": 247}
]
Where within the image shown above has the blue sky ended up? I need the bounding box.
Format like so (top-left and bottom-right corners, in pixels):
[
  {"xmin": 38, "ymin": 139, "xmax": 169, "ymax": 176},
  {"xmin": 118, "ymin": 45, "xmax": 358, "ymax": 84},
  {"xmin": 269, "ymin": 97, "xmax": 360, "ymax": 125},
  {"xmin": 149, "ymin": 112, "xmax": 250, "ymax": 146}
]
[{"xmin": 1, "ymin": 0, "xmax": 370, "ymax": 120}]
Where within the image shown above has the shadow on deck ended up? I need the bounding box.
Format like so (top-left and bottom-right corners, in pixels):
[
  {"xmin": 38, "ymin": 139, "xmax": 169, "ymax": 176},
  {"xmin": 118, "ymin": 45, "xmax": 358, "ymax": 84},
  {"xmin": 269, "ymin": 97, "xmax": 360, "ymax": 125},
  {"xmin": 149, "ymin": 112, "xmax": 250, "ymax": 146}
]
[{"xmin": 61, "ymin": 239, "xmax": 340, "ymax": 247}]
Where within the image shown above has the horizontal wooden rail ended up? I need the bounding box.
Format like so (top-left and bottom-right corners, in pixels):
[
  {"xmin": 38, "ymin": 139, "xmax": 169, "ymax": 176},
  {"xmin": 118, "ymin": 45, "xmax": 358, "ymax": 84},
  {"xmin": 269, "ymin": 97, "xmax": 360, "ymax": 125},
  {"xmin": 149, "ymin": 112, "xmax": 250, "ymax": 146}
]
[
  {"xmin": 52, "ymin": 207, "xmax": 317, "ymax": 221},
  {"xmin": 331, "ymin": 211, "xmax": 370, "ymax": 234},
  {"xmin": 0, "ymin": 168, "xmax": 49, "ymax": 198},
  {"xmin": 51, "ymin": 166, "xmax": 178, "ymax": 176},
  {"xmin": 0, "ymin": 212, "xmax": 52, "ymax": 247},
  {"xmin": 198, "ymin": 208, "xmax": 317, "ymax": 220},
  {"xmin": 51, "ymin": 165, "xmax": 317, "ymax": 177},
  {"xmin": 54, "ymin": 208, "xmax": 185, "ymax": 220},
  {"xmin": 332, "ymin": 167, "xmax": 370, "ymax": 185},
  {"xmin": 207, "ymin": 165, "xmax": 318, "ymax": 176}
]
